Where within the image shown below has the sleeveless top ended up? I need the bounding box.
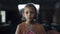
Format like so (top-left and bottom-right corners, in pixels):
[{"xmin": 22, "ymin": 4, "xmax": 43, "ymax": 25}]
[
  {"xmin": 15, "ymin": 22, "xmax": 46, "ymax": 34},
  {"xmin": 25, "ymin": 23, "xmax": 37, "ymax": 34}
]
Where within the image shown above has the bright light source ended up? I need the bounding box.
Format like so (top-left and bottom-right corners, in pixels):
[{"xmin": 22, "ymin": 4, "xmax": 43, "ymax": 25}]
[
  {"xmin": 1, "ymin": 11, "xmax": 6, "ymax": 23},
  {"xmin": 18, "ymin": 4, "xmax": 26, "ymax": 10},
  {"xmin": 18, "ymin": 4, "xmax": 40, "ymax": 14}
]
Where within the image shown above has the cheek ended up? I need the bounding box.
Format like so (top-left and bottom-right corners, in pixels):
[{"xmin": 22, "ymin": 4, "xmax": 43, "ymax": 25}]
[
  {"xmin": 31, "ymin": 14, "xmax": 36, "ymax": 18},
  {"xmin": 23, "ymin": 13, "xmax": 27, "ymax": 18},
  {"xmin": 24, "ymin": 14, "xmax": 28, "ymax": 18}
]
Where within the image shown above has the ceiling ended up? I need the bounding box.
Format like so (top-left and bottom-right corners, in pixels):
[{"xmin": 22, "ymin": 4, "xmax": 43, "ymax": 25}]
[{"xmin": 0, "ymin": 0, "xmax": 59, "ymax": 10}]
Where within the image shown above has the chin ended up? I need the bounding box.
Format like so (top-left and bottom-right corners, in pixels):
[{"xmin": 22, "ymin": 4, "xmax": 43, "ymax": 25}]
[{"xmin": 27, "ymin": 19, "xmax": 32, "ymax": 21}]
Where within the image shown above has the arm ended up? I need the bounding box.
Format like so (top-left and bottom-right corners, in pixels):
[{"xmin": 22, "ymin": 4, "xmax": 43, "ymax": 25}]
[
  {"xmin": 15, "ymin": 24, "xmax": 22, "ymax": 34},
  {"xmin": 40, "ymin": 25, "xmax": 47, "ymax": 34},
  {"xmin": 37, "ymin": 24, "xmax": 47, "ymax": 34}
]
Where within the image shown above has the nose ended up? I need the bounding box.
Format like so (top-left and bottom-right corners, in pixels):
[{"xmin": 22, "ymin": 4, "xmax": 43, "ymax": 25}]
[{"xmin": 28, "ymin": 12, "xmax": 31, "ymax": 16}]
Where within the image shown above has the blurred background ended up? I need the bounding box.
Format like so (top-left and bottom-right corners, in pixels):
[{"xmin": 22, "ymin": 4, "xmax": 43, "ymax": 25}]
[{"xmin": 0, "ymin": 0, "xmax": 60, "ymax": 34}]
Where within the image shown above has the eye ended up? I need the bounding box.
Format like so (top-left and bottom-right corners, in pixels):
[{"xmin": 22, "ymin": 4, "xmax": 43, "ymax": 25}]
[
  {"xmin": 30, "ymin": 11, "xmax": 35, "ymax": 14},
  {"xmin": 26, "ymin": 12, "xmax": 28, "ymax": 14},
  {"xmin": 31, "ymin": 12, "xmax": 34, "ymax": 13}
]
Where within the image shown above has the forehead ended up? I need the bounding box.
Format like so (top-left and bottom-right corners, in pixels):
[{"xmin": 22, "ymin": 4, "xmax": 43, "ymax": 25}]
[{"xmin": 24, "ymin": 7, "xmax": 35, "ymax": 12}]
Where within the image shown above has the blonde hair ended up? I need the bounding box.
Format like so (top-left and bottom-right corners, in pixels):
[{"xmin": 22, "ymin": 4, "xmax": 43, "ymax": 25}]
[{"xmin": 24, "ymin": 3, "xmax": 37, "ymax": 13}]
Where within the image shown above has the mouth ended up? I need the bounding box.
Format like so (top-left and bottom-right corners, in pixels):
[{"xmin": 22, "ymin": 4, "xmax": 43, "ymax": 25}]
[
  {"xmin": 27, "ymin": 17, "xmax": 32, "ymax": 20},
  {"xmin": 28, "ymin": 17, "xmax": 32, "ymax": 19}
]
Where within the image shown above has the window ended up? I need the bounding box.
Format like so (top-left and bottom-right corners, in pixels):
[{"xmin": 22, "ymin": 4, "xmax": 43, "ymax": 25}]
[{"xmin": 0, "ymin": 10, "xmax": 6, "ymax": 23}]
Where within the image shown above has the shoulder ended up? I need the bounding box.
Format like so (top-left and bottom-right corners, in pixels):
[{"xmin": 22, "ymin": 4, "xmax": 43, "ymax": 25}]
[
  {"xmin": 17, "ymin": 22, "xmax": 26, "ymax": 29},
  {"xmin": 35, "ymin": 22, "xmax": 47, "ymax": 34},
  {"xmin": 35, "ymin": 22, "xmax": 42, "ymax": 26},
  {"xmin": 18, "ymin": 22, "xmax": 25, "ymax": 26},
  {"xmin": 35, "ymin": 22, "xmax": 45, "ymax": 29}
]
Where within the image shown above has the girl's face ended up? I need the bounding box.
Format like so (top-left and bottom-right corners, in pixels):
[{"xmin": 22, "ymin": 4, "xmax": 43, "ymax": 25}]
[{"xmin": 23, "ymin": 7, "xmax": 36, "ymax": 21}]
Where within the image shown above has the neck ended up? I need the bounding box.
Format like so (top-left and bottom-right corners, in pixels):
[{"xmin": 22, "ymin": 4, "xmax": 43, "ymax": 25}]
[
  {"xmin": 25, "ymin": 20, "xmax": 31, "ymax": 25},
  {"xmin": 25, "ymin": 20, "xmax": 35, "ymax": 25}
]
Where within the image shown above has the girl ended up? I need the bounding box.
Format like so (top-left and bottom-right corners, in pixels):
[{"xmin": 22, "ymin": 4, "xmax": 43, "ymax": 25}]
[{"xmin": 15, "ymin": 3, "xmax": 46, "ymax": 34}]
